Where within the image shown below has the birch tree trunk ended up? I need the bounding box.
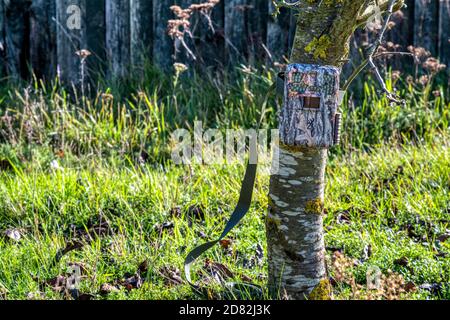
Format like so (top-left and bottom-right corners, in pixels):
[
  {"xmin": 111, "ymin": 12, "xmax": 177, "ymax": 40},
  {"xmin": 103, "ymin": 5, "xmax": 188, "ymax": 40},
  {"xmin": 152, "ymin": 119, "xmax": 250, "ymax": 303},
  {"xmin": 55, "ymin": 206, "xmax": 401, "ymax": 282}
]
[
  {"xmin": 106, "ymin": 0, "xmax": 131, "ymax": 78},
  {"xmin": 267, "ymin": 0, "xmax": 403, "ymax": 300}
]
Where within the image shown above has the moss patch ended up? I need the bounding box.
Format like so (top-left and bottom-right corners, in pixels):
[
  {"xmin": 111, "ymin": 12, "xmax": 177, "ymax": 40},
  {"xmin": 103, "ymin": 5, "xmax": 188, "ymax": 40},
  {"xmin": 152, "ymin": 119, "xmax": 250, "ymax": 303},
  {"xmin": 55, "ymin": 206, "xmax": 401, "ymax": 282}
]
[
  {"xmin": 266, "ymin": 214, "xmax": 282, "ymax": 230},
  {"xmin": 305, "ymin": 198, "xmax": 324, "ymax": 215},
  {"xmin": 308, "ymin": 279, "xmax": 332, "ymax": 300},
  {"xmin": 304, "ymin": 35, "xmax": 332, "ymax": 60}
]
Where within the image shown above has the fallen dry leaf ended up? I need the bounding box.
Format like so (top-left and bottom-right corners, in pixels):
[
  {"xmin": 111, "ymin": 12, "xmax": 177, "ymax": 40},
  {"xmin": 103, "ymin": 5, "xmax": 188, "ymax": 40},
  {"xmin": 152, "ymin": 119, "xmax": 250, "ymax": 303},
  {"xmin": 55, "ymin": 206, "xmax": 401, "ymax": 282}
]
[
  {"xmin": 45, "ymin": 275, "xmax": 67, "ymax": 293},
  {"xmin": 336, "ymin": 211, "xmax": 351, "ymax": 224},
  {"xmin": 188, "ymin": 205, "xmax": 205, "ymax": 221},
  {"xmin": 204, "ymin": 259, "xmax": 234, "ymax": 281},
  {"xmin": 437, "ymin": 231, "xmax": 450, "ymax": 243},
  {"xmin": 240, "ymin": 274, "xmax": 253, "ymax": 283},
  {"xmin": 138, "ymin": 260, "xmax": 149, "ymax": 274},
  {"xmin": 0, "ymin": 287, "xmax": 7, "ymax": 300},
  {"xmin": 169, "ymin": 206, "xmax": 182, "ymax": 218},
  {"xmin": 419, "ymin": 283, "xmax": 442, "ymax": 296},
  {"xmin": 255, "ymin": 243, "xmax": 264, "ymax": 265},
  {"xmin": 75, "ymin": 292, "xmax": 95, "ymax": 301},
  {"xmin": 67, "ymin": 262, "xmax": 88, "ymax": 275},
  {"xmin": 154, "ymin": 222, "xmax": 175, "ymax": 235},
  {"xmin": 26, "ymin": 291, "xmax": 45, "ymax": 300},
  {"xmin": 55, "ymin": 149, "xmax": 65, "ymax": 159},
  {"xmin": 100, "ymin": 283, "xmax": 120, "ymax": 295},
  {"xmin": 0, "ymin": 159, "xmax": 13, "ymax": 171},
  {"xmin": 159, "ymin": 266, "xmax": 183, "ymax": 287},
  {"xmin": 54, "ymin": 216, "xmax": 114, "ymax": 265},
  {"xmin": 121, "ymin": 273, "xmax": 143, "ymax": 291},
  {"xmin": 3, "ymin": 228, "xmax": 23, "ymax": 242},
  {"xmin": 394, "ymin": 257, "xmax": 409, "ymax": 267},
  {"xmin": 404, "ymin": 281, "xmax": 417, "ymax": 293},
  {"xmin": 219, "ymin": 239, "xmax": 233, "ymax": 250}
]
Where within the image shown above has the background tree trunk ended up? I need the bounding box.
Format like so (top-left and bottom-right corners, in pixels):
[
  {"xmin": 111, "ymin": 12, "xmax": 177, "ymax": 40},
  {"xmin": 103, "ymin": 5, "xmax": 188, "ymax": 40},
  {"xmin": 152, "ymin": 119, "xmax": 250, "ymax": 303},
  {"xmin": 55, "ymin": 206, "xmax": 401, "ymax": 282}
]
[
  {"xmin": 30, "ymin": 0, "xmax": 56, "ymax": 80},
  {"xmin": 247, "ymin": 0, "xmax": 267, "ymax": 64},
  {"xmin": 414, "ymin": 0, "xmax": 439, "ymax": 57},
  {"xmin": 224, "ymin": 0, "xmax": 246, "ymax": 63},
  {"xmin": 0, "ymin": 0, "xmax": 445, "ymax": 83},
  {"xmin": 106, "ymin": 0, "xmax": 130, "ymax": 78},
  {"xmin": 266, "ymin": 0, "xmax": 379, "ymax": 300},
  {"xmin": 438, "ymin": 0, "xmax": 450, "ymax": 76},
  {"xmin": 196, "ymin": 0, "xmax": 225, "ymax": 68},
  {"xmin": 153, "ymin": 0, "xmax": 173, "ymax": 71},
  {"xmin": 0, "ymin": 0, "xmax": 5, "ymax": 78},
  {"xmin": 267, "ymin": 2, "xmax": 287, "ymax": 63},
  {"xmin": 86, "ymin": 0, "xmax": 106, "ymax": 80},
  {"xmin": 130, "ymin": 0, "xmax": 153, "ymax": 72},
  {"xmin": 4, "ymin": 0, "xmax": 31, "ymax": 79},
  {"xmin": 56, "ymin": 0, "xmax": 86, "ymax": 85}
]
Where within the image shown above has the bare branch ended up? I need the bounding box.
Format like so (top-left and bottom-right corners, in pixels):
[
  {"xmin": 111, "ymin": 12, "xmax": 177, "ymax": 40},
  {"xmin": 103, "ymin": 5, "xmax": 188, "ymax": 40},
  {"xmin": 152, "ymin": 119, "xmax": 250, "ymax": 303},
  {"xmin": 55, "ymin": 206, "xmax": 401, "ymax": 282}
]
[
  {"xmin": 275, "ymin": 0, "xmax": 303, "ymax": 7},
  {"xmin": 357, "ymin": 0, "xmax": 404, "ymax": 26},
  {"xmin": 271, "ymin": 0, "xmax": 315, "ymax": 15},
  {"xmin": 342, "ymin": 52, "xmax": 413, "ymax": 91},
  {"xmin": 342, "ymin": 0, "xmax": 406, "ymax": 104},
  {"xmin": 368, "ymin": 57, "xmax": 402, "ymax": 104}
]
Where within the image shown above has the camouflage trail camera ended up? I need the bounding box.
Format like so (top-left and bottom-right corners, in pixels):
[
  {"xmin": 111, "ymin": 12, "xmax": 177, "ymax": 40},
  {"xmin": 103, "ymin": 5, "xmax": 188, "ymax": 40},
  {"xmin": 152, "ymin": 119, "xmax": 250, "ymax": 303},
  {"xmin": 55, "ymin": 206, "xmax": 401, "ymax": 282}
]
[{"xmin": 280, "ymin": 63, "xmax": 342, "ymax": 148}]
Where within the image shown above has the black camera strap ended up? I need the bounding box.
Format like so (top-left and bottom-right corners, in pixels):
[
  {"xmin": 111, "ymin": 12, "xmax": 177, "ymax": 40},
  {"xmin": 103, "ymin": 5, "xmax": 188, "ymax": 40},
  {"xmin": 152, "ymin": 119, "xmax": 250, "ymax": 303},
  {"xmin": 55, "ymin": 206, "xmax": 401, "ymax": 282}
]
[{"xmin": 184, "ymin": 149, "xmax": 259, "ymax": 292}]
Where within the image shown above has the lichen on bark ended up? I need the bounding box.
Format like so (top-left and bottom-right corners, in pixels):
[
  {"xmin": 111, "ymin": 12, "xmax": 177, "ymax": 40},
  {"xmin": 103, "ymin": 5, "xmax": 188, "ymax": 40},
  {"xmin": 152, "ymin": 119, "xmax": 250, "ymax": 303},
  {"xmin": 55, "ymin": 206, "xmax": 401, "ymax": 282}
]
[
  {"xmin": 308, "ymin": 279, "xmax": 332, "ymax": 300},
  {"xmin": 305, "ymin": 199, "xmax": 325, "ymax": 215}
]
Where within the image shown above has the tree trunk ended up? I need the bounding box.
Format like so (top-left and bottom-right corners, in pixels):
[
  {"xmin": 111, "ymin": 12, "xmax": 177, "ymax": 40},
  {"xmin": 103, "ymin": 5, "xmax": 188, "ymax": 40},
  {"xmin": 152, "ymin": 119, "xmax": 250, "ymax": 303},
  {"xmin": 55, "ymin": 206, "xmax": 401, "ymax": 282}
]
[
  {"xmin": 196, "ymin": 0, "xmax": 225, "ymax": 68},
  {"xmin": 4, "ymin": 0, "xmax": 31, "ymax": 79},
  {"xmin": 56, "ymin": 0, "xmax": 87, "ymax": 85},
  {"xmin": 153, "ymin": 0, "xmax": 174, "ymax": 71},
  {"xmin": 177, "ymin": 0, "xmax": 196, "ymax": 66},
  {"xmin": 30, "ymin": 0, "xmax": 57, "ymax": 80},
  {"xmin": 266, "ymin": 0, "xmax": 378, "ymax": 300},
  {"xmin": 247, "ymin": 0, "xmax": 267, "ymax": 63},
  {"xmin": 414, "ymin": 0, "xmax": 439, "ymax": 57},
  {"xmin": 0, "ymin": 0, "xmax": 5, "ymax": 78},
  {"xmin": 106, "ymin": 0, "xmax": 130, "ymax": 78},
  {"xmin": 224, "ymin": 0, "xmax": 246, "ymax": 63},
  {"xmin": 438, "ymin": 0, "xmax": 450, "ymax": 75},
  {"xmin": 86, "ymin": 0, "xmax": 106, "ymax": 79},
  {"xmin": 267, "ymin": 2, "xmax": 290, "ymax": 63},
  {"xmin": 268, "ymin": 146, "xmax": 329, "ymax": 299},
  {"xmin": 130, "ymin": 0, "xmax": 153, "ymax": 71}
]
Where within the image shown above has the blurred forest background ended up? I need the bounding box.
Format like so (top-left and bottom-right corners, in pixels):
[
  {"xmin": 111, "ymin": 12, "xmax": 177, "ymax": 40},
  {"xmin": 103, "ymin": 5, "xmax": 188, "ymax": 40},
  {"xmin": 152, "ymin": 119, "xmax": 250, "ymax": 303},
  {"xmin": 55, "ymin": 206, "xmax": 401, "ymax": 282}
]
[{"xmin": 0, "ymin": 0, "xmax": 448, "ymax": 85}]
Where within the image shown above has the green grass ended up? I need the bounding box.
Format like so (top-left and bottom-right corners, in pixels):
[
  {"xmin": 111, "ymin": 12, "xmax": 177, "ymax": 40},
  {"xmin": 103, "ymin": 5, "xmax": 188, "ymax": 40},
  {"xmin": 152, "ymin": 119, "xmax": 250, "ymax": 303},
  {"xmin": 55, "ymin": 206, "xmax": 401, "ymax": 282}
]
[{"xmin": 0, "ymin": 65, "xmax": 449, "ymax": 300}]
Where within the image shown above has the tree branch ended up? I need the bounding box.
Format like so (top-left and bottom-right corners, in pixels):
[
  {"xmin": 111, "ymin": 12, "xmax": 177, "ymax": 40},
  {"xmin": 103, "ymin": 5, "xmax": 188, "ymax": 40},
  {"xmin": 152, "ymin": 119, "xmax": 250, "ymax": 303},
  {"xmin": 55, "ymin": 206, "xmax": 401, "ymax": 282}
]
[
  {"xmin": 342, "ymin": 51, "xmax": 413, "ymax": 91},
  {"xmin": 342, "ymin": 0, "xmax": 405, "ymax": 104},
  {"xmin": 356, "ymin": 0, "xmax": 404, "ymax": 26},
  {"xmin": 271, "ymin": 0, "xmax": 316, "ymax": 15}
]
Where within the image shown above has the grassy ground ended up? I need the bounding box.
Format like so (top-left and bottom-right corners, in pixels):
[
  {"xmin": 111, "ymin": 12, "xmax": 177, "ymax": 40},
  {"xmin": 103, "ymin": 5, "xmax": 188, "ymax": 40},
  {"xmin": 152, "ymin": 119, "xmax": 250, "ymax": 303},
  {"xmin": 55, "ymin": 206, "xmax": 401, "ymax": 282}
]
[{"xmin": 0, "ymin": 66, "xmax": 449, "ymax": 300}]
